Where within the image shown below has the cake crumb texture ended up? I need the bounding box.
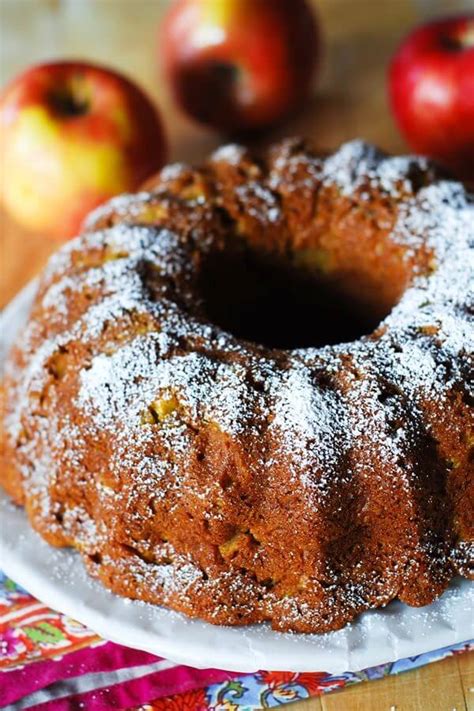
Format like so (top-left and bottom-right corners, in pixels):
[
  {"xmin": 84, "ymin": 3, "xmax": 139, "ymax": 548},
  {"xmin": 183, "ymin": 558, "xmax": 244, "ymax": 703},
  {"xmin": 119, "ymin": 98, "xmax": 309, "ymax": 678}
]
[{"xmin": 1, "ymin": 138, "xmax": 473, "ymax": 633}]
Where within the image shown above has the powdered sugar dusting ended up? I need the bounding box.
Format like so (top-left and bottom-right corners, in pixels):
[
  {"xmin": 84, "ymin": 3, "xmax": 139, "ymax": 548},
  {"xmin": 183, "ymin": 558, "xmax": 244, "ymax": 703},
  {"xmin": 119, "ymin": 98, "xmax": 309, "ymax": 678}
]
[
  {"xmin": 3, "ymin": 139, "xmax": 473, "ymax": 632},
  {"xmin": 212, "ymin": 143, "xmax": 249, "ymax": 166},
  {"xmin": 320, "ymin": 139, "xmax": 432, "ymax": 199}
]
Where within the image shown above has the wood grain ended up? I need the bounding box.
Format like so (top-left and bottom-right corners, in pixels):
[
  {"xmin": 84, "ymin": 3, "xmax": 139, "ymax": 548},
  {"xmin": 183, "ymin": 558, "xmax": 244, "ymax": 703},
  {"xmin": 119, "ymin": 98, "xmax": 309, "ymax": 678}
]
[
  {"xmin": 322, "ymin": 655, "xmax": 468, "ymax": 711},
  {"xmin": 280, "ymin": 655, "xmax": 474, "ymax": 710},
  {"xmin": 458, "ymin": 653, "xmax": 474, "ymax": 711},
  {"xmin": 1, "ymin": 1, "xmax": 472, "ymax": 708}
]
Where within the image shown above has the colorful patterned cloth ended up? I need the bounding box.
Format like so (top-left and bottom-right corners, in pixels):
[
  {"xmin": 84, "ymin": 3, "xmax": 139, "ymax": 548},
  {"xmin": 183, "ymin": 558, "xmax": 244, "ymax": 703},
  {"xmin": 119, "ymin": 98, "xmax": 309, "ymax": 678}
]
[{"xmin": 1, "ymin": 572, "xmax": 472, "ymax": 710}]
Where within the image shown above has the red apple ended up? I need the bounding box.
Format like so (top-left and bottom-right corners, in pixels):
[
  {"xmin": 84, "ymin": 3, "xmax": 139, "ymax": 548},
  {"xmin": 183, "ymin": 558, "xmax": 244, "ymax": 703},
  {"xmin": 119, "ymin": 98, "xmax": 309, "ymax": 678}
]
[
  {"xmin": 0, "ymin": 61, "xmax": 167, "ymax": 239},
  {"xmin": 389, "ymin": 15, "xmax": 474, "ymax": 179},
  {"xmin": 159, "ymin": 0, "xmax": 321, "ymax": 133}
]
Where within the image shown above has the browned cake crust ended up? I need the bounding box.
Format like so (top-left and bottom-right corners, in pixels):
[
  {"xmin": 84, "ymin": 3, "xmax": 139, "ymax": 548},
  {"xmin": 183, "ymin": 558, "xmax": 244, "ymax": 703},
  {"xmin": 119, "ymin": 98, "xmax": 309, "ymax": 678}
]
[{"xmin": 1, "ymin": 139, "xmax": 473, "ymax": 633}]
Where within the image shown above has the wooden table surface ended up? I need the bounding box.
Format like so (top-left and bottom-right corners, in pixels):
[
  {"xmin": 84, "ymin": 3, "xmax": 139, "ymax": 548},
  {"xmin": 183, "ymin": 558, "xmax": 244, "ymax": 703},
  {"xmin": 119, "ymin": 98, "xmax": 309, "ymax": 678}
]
[{"xmin": 1, "ymin": 1, "xmax": 473, "ymax": 708}]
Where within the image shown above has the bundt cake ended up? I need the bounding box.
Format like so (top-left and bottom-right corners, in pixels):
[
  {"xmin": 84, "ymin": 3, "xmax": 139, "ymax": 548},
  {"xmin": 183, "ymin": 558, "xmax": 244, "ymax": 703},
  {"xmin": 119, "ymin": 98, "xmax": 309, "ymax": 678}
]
[{"xmin": 1, "ymin": 139, "xmax": 473, "ymax": 633}]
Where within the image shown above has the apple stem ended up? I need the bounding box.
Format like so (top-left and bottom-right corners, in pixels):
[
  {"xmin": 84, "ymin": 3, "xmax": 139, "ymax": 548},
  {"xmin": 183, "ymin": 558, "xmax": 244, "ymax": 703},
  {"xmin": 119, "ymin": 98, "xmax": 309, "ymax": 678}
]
[
  {"xmin": 441, "ymin": 21, "xmax": 474, "ymax": 52},
  {"xmin": 464, "ymin": 23, "xmax": 474, "ymax": 49},
  {"xmin": 48, "ymin": 88, "xmax": 88, "ymax": 117}
]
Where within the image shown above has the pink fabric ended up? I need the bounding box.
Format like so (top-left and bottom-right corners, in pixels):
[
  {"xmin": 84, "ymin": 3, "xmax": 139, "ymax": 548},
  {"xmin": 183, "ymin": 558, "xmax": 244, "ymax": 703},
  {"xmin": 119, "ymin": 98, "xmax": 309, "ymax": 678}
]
[
  {"xmin": 2, "ymin": 574, "xmax": 472, "ymax": 710},
  {"xmin": 1, "ymin": 642, "xmax": 160, "ymax": 706},
  {"xmin": 29, "ymin": 664, "xmax": 238, "ymax": 711}
]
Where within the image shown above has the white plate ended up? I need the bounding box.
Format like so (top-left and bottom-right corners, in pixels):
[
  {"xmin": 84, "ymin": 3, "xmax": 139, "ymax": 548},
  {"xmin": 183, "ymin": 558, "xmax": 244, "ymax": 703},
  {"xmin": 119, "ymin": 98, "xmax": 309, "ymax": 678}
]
[{"xmin": 1, "ymin": 281, "xmax": 473, "ymax": 673}]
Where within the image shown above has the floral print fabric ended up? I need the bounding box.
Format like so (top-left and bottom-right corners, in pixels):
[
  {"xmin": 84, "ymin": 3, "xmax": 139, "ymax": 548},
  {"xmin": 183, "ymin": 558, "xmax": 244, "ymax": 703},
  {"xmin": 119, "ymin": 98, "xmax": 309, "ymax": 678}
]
[{"xmin": 1, "ymin": 572, "xmax": 472, "ymax": 710}]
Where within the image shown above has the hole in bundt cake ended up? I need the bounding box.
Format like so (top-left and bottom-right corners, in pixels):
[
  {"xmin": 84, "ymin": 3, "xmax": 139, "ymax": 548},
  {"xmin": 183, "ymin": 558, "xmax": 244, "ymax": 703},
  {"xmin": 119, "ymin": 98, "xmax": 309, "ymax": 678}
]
[{"xmin": 199, "ymin": 246, "xmax": 394, "ymax": 349}]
